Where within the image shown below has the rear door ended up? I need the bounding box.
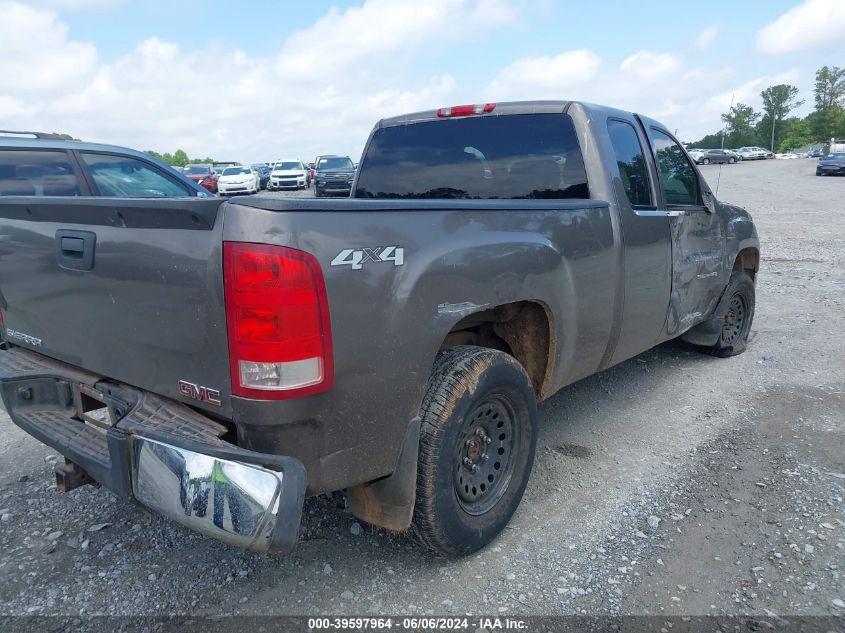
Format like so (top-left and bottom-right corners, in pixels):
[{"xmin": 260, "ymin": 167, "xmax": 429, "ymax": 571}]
[
  {"xmin": 0, "ymin": 148, "xmax": 232, "ymax": 414},
  {"xmin": 602, "ymin": 116, "xmax": 672, "ymax": 365},
  {"xmin": 641, "ymin": 126, "xmax": 725, "ymax": 335}
]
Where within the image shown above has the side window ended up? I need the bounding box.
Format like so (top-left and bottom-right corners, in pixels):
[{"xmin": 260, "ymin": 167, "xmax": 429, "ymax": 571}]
[
  {"xmin": 649, "ymin": 129, "xmax": 701, "ymax": 206},
  {"xmin": 80, "ymin": 152, "xmax": 191, "ymax": 197},
  {"xmin": 606, "ymin": 120, "xmax": 653, "ymax": 207},
  {"xmin": 0, "ymin": 150, "xmax": 81, "ymax": 196}
]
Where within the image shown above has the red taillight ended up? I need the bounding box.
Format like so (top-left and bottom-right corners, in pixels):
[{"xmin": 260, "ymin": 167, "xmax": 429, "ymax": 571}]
[
  {"xmin": 223, "ymin": 242, "xmax": 333, "ymax": 399},
  {"xmin": 436, "ymin": 103, "xmax": 496, "ymax": 118}
]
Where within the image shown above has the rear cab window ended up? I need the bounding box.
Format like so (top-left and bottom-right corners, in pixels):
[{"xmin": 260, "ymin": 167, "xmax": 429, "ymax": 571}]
[
  {"xmin": 606, "ymin": 119, "xmax": 653, "ymax": 208},
  {"xmin": 80, "ymin": 152, "xmax": 192, "ymax": 198},
  {"xmin": 0, "ymin": 149, "xmax": 82, "ymax": 196},
  {"xmin": 355, "ymin": 113, "xmax": 589, "ymax": 199}
]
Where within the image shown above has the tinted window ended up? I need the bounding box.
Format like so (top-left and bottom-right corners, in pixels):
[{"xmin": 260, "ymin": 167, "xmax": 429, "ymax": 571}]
[
  {"xmin": 606, "ymin": 120, "xmax": 652, "ymax": 207},
  {"xmin": 81, "ymin": 153, "xmax": 191, "ymax": 197},
  {"xmin": 0, "ymin": 150, "xmax": 81, "ymax": 196},
  {"xmin": 355, "ymin": 113, "xmax": 589, "ymax": 199},
  {"xmin": 650, "ymin": 129, "xmax": 700, "ymax": 206}
]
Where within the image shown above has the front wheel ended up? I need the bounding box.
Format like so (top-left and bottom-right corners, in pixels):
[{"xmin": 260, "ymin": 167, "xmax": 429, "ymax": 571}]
[
  {"xmin": 728, "ymin": 157, "xmax": 736, "ymax": 164},
  {"xmin": 702, "ymin": 158, "xmax": 711, "ymax": 165},
  {"xmin": 706, "ymin": 271, "xmax": 755, "ymax": 357},
  {"xmin": 411, "ymin": 346, "xmax": 538, "ymax": 556}
]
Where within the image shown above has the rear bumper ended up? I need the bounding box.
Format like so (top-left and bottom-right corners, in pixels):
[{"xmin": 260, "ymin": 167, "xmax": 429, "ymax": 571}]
[{"xmin": 0, "ymin": 345, "xmax": 306, "ymax": 554}]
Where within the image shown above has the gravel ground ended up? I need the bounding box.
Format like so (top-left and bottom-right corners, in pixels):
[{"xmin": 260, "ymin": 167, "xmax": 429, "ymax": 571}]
[{"xmin": 0, "ymin": 159, "xmax": 843, "ymax": 618}]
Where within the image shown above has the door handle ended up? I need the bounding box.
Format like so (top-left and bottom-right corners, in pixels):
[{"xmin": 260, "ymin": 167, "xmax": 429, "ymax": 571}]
[
  {"xmin": 61, "ymin": 237, "xmax": 85, "ymax": 256},
  {"xmin": 55, "ymin": 230, "xmax": 96, "ymax": 271}
]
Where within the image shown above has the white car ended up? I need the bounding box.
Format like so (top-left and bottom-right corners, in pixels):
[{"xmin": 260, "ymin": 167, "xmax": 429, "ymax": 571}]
[
  {"xmin": 217, "ymin": 165, "xmax": 260, "ymax": 196},
  {"xmin": 686, "ymin": 148, "xmax": 705, "ymax": 162},
  {"xmin": 268, "ymin": 159, "xmax": 309, "ymax": 190},
  {"xmin": 736, "ymin": 147, "xmax": 772, "ymax": 160}
]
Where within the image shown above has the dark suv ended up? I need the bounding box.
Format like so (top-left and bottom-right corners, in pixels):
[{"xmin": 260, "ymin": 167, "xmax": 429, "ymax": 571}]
[
  {"xmin": 0, "ymin": 131, "xmax": 209, "ymax": 198},
  {"xmin": 313, "ymin": 154, "xmax": 355, "ymax": 197}
]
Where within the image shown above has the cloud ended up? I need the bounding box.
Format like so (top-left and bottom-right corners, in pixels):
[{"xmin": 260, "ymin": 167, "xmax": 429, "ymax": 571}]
[
  {"xmin": 693, "ymin": 26, "xmax": 718, "ymax": 50},
  {"xmin": 1, "ymin": 0, "xmax": 515, "ymax": 161},
  {"xmin": 484, "ymin": 41, "xmax": 809, "ymax": 143},
  {"xmin": 757, "ymin": 0, "xmax": 845, "ymax": 54},
  {"xmin": 0, "ymin": 1, "xmax": 97, "ymax": 94},
  {"xmin": 619, "ymin": 51, "xmax": 681, "ymax": 80},
  {"xmin": 486, "ymin": 50, "xmax": 602, "ymax": 100},
  {"xmin": 279, "ymin": 0, "xmax": 517, "ymax": 74}
]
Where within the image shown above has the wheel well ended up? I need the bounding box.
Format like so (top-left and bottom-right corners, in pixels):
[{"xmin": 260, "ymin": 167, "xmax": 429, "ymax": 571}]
[
  {"xmin": 439, "ymin": 301, "xmax": 554, "ymax": 400},
  {"xmin": 733, "ymin": 248, "xmax": 759, "ymax": 282}
]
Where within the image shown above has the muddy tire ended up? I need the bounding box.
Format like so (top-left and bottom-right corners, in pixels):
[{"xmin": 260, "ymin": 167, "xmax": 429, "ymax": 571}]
[
  {"xmin": 706, "ymin": 271, "xmax": 755, "ymax": 357},
  {"xmin": 411, "ymin": 346, "xmax": 538, "ymax": 556}
]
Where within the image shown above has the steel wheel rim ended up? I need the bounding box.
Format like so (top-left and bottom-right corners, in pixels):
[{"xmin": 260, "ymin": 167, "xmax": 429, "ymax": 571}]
[
  {"xmin": 453, "ymin": 396, "xmax": 520, "ymax": 516},
  {"xmin": 721, "ymin": 294, "xmax": 747, "ymax": 345}
]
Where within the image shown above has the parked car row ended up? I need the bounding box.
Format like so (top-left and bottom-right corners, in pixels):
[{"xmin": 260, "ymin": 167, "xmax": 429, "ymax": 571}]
[
  {"xmin": 687, "ymin": 143, "xmax": 844, "ymax": 175},
  {"xmin": 177, "ymin": 155, "xmax": 357, "ymax": 197},
  {"xmin": 686, "ymin": 146, "xmax": 779, "ymax": 165}
]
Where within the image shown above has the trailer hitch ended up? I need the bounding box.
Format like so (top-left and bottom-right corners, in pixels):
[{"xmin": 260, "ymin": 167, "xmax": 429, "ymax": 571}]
[{"xmin": 55, "ymin": 459, "xmax": 97, "ymax": 493}]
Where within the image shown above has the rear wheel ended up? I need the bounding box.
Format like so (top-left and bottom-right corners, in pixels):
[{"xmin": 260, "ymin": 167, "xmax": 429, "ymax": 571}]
[
  {"xmin": 411, "ymin": 346, "xmax": 538, "ymax": 556},
  {"xmin": 705, "ymin": 271, "xmax": 755, "ymax": 357}
]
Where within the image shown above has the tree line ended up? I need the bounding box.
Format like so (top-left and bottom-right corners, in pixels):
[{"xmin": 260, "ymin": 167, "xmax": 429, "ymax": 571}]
[
  {"xmin": 144, "ymin": 148, "xmax": 214, "ymax": 167},
  {"xmin": 689, "ymin": 65, "xmax": 845, "ymax": 152}
]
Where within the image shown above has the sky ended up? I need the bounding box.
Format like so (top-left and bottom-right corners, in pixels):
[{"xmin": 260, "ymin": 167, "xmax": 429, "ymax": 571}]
[{"xmin": 1, "ymin": 0, "xmax": 843, "ymax": 162}]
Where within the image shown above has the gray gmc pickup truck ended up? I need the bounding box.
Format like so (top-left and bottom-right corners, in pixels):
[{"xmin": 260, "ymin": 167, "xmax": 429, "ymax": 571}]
[{"xmin": 0, "ymin": 101, "xmax": 759, "ymax": 556}]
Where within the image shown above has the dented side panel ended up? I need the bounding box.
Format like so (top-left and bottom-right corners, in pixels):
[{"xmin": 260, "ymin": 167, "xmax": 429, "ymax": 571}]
[{"xmin": 666, "ymin": 208, "xmax": 726, "ymax": 336}]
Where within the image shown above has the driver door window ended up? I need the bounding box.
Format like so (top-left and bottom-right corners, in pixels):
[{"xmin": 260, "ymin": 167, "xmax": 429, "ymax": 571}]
[
  {"xmin": 80, "ymin": 152, "xmax": 191, "ymax": 197},
  {"xmin": 649, "ymin": 129, "xmax": 701, "ymax": 207}
]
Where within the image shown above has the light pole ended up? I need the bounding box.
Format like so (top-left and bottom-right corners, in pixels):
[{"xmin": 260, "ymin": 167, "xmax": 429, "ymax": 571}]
[{"xmin": 771, "ymin": 117, "xmax": 776, "ymax": 153}]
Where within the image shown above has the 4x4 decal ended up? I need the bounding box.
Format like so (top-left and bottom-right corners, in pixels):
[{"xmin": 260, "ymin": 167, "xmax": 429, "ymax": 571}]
[{"xmin": 331, "ymin": 246, "xmax": 404, "ymax": 270}]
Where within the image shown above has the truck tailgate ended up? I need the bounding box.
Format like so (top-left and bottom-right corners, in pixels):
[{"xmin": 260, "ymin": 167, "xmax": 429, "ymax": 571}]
[{"xmin": 0, "ymin": 197, "xmax": 233, "ymax": 414}]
